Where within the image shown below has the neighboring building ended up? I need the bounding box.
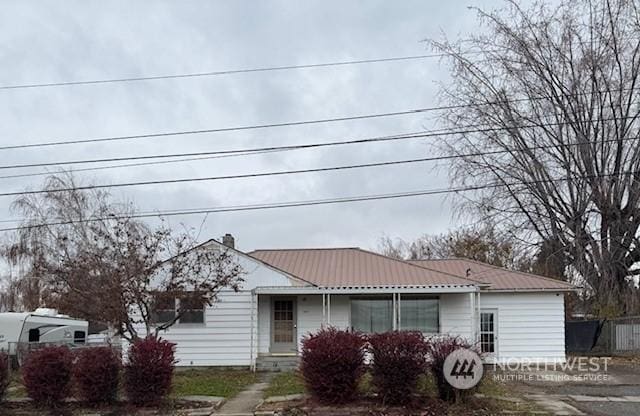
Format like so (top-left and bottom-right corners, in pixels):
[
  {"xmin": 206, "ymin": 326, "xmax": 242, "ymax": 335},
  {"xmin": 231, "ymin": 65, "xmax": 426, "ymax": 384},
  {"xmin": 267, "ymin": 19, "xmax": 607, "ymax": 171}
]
[{"xmin": 148, "ymin": 237, "xmax": 575, "ymax": 368}]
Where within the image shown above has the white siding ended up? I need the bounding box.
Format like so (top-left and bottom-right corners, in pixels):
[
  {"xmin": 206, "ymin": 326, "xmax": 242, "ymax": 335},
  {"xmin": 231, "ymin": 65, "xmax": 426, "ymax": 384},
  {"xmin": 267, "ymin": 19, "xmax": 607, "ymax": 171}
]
[
  {"xmin": 439, "ymin": 293, "xmax": 473, "ymax": 341},
  {"xmin": 235, "ymin": 254, "xmax": 295, "ymax": 290},
  {"xmin": 157, "ymin": 290, "xmax": 254, "ymax": 366},
  {"xmin": 127, "ymin": 243, "xmax": 296, "ymax": 367},
  {"xmin": 480, "ymin": 292, "xmax": 566, "ymax": 363}
]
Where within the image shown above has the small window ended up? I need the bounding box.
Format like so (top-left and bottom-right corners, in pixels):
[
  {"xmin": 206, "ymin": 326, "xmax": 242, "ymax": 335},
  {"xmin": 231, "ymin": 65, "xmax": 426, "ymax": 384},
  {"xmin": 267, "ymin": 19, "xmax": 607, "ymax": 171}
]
[
  {"xmin": 74, "ymin": 331, "xmax": 86, "ymax": 344},
  {"xmin": 178, "ymin": 296, "xmax": 204, "ymax": 324},
  {"xmin": 480, "ymin": 312, "xmax": 496, "ymax": 353},
  {"xmin": 152, "ymin": 292, "xmax": 176, "ymax": 323},
  {"xmin": 28, "ymin": 328, "xmax": 40, "ymax": 342}
]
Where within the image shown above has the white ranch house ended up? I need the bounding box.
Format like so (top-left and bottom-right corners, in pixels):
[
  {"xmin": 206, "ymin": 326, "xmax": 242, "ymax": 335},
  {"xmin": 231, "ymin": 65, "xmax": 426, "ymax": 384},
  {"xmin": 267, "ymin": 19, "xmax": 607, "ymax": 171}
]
[{"xmin": 148, "ymin": 236, "xmax": 575, "ymax": 369}]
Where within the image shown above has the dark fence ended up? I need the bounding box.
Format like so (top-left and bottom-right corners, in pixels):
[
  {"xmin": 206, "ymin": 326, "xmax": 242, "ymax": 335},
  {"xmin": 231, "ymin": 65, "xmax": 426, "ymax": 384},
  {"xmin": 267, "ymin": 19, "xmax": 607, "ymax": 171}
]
[
  {"xmin": 566, "ymin": 320, "xmax": 601, "ymax": 353},
  {"xmin": 566, "ymin": 316, "xmax": 640, "ymax": 355}
]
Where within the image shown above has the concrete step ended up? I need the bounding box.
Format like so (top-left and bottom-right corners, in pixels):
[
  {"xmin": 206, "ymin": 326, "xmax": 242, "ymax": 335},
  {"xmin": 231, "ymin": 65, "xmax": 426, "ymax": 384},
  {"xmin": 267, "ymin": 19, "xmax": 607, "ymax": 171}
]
[{"xmin": 256, "ymin": 355, "xmax": 300, "ymax": 372}]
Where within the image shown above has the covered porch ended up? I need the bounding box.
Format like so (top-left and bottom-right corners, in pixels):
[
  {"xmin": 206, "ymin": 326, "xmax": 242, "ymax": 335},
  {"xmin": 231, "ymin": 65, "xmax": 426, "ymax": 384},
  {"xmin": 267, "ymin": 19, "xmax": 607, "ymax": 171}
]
[{"xmin": 249, "ymin": 286, "xmax": 483, "ymax": 369}]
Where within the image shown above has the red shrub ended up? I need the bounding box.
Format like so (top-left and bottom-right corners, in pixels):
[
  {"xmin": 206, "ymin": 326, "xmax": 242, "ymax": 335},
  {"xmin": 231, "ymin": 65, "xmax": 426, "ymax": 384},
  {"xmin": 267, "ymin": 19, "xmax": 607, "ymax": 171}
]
[
  {"xmin": 74, "ymin": 346, "xmax": 121, "ymax": 404},
  {"xmin": 368, "ymin": 331, "xmax": 429, "ymax": 405},
  {"xmin": 0, "ymin": 352, "xmax": 9, "ymax": 401},
  {"xmin": 124, "ymin": 337, "xmax": 176, "ymax": 405},
  {"xmin": 22, "ymin": 346, "xmax": 73, "ymax": 406},
  {"xmin": 300, "ymin": 327, "xmax": 366, "ymax": 404},
  {"xmin": 426, "ymin": 336, "xmax": 478, "ymax": 401}
]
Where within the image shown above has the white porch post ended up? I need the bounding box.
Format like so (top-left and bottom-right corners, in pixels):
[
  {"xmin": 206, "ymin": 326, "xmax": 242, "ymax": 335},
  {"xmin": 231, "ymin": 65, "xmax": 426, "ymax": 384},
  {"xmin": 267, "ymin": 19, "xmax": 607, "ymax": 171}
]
[
  {"xmin": 322, "ymin": 292, "xmax": 326, "ymax": 327},
  {"xmin": 397, "ymin": 293, "xmax": 402, "ymax": 330},
  {"xmin": 476, "ymin": 291, "xmax": 482, "ymax": 343},
  {"xmin": 470, "ymin": 291, "xmax": 481, "ymax": 343},
  {"xmin": 249, "ymin": 290, "xmax": 256, "ymax": 371},
  {"xmin": 327, "ymin": 293, "xmax": 331, "ymax": 326},
  {"xmin": 392, "ymin": 293, "xmax": 397, "ymax": 330}
]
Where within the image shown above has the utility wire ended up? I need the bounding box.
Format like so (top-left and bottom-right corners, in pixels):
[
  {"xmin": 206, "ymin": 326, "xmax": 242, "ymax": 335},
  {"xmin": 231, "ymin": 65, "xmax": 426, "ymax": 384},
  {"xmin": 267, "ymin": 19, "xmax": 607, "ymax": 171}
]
[
  {"xmin": 0, "ymin": 149, "xmax": 285, "ymax": 181},
  {"xmin": 1, "ymin": 130, "xmax": 638, "ymax": 200},
  {"xmin": 0, "ymin": 156, "xmax": 440, "ymax": 198},
  {"xmin": 0, "ymin": 131, "xmax": 426, "ymax": 170},
  {"xmin": 0, "ymin": 170, "xmax": 635, "ymax": 232},
  {"xmin": 2, "ymin": 112, "xmax": 638, "ymax": 172},
  {"xmin": 0, "ymin": 54, "xmax": 455, "ymax": 91},
  {"xmin": 0, "ymin": 108, "xmax": 433, "ymax": 151},
  {"xmin": 2, "ymin": 85, "xmax": 638, "ymax": 152}
]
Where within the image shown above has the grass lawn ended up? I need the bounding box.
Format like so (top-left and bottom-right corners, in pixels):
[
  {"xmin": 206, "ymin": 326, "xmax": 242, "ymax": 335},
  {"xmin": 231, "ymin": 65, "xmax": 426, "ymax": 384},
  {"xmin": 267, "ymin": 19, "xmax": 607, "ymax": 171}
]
[
  {"xmin": 171, "ymin": 368, "xmax": 258, "ymax": 398},
  {"xmin": 6, "ymin": 368, "xmax": 258, "ymax": 400},
  {"xmin": 263, "ymin": 371, "xmax": 305, "ymax": 397}
]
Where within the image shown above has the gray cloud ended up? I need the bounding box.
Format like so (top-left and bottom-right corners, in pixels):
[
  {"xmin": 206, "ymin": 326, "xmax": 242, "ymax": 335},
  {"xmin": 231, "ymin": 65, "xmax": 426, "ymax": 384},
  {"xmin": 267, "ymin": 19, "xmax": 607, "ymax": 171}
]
[{"xmin": 0, "ymin": 0, "xmax": 515, "ymax": 251}]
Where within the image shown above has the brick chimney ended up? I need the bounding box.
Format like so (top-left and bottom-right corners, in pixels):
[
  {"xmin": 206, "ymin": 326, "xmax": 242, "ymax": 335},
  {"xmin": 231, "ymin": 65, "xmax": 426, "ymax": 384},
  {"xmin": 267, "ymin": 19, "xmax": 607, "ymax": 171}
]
[{"xmin": 222, "ymin": 233, "xmax": 235, "ymax": 249}]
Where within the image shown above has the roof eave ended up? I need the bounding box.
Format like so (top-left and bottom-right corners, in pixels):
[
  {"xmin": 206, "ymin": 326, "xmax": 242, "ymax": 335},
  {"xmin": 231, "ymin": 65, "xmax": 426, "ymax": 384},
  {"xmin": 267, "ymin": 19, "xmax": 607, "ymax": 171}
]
[
  {"xmin": 481, "ymin": 287, "xmax": 578, "ymax": 293},
  {"xmin": 253, "ymin": 285, "xmax": 480, "ymax": 295}
]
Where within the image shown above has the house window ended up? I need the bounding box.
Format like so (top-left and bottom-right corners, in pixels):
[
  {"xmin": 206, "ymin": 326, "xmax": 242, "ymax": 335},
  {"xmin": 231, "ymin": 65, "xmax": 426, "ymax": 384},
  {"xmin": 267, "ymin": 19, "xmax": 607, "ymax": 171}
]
[
  {"xmin": 399, "ymin": 296, "xmax": 439, "ymax": 333},
  {"xmin": 480, "ymin": 312, "xmax": 496, "ymax": 353},
  {"xmin": 152, "ymin": 293, "xmax": 177, "ymax": 323},
  {"xmin": 350, "ymin": 297, "xmax": 393, "ymax": 333},
  {"xmin": 178, "ymin": 296, "xmax": 205, "ymax": 324},
  {"xmin": 152, "ymin": 292, "xmax": 205, "ymax": 324}
]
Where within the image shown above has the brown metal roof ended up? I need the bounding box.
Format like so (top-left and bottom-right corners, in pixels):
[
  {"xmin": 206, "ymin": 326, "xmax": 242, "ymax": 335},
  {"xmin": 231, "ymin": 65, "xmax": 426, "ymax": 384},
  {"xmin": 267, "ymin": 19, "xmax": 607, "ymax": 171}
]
[
  {"xmin": 248, "ymin": 248, "xmax": 479, "ymax": 288},
  {"xmin": 408, "ymin": 258, "xmax": 575, "ymax": 291}
]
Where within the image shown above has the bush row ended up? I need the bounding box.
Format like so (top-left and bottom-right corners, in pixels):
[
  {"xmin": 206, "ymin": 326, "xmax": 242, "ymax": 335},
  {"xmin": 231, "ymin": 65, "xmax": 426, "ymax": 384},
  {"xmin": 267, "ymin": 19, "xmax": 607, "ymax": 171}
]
[
  {"xmin": 17, "ymin": 337, "xmax": 175, "ymax": 407},
  {"xmin": 300, "ymin": 327, "xmax": 477, "ymax": 405}
]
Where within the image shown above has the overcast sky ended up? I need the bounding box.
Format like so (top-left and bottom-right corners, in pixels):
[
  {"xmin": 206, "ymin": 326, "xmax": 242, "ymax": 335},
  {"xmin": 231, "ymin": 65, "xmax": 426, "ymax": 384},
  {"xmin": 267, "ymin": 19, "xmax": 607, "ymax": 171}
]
[{"xmin": 0, "ymin": 0, "xmax": 528, "ymax": 252}]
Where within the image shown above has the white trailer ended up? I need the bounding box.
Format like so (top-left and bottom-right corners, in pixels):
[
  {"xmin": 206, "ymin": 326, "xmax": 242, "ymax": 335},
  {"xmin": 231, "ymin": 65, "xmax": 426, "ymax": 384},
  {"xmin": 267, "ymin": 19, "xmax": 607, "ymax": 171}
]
[{"xmin": 0, "ymin": 308, "xmax": 89, "ymax": 355}]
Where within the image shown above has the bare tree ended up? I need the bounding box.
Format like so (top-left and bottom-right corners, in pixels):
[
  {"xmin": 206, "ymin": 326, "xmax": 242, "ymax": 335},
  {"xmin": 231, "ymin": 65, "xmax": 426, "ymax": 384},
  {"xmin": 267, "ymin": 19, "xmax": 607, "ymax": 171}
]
[
  {"xmin": 378, "ymin": 223, "xmax": 523, "ymax": 269},
  {"xmin": 4, "ymin": 172, "xmax": 243, "ymax": 340},
  {"xmin": 430, "ymin": 0, "xmax": 640, "ymax": 316}
]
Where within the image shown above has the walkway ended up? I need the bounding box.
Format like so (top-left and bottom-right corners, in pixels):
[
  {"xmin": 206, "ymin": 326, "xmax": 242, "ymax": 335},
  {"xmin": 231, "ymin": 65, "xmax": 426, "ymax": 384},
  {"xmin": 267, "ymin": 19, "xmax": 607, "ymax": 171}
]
[{"xmin": 215, "ymin": 373, "xmax": 272, "ymax": 415}]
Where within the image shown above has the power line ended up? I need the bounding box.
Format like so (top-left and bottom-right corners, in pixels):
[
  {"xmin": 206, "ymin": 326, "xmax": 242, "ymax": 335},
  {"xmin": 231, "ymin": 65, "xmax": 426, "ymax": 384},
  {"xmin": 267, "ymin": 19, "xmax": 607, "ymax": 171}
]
[
  {"xmin": 3, "ymin": 85, "xmax": 638, "ymax": 152},
  {"xmin": 0, "ymin": 54, "xmax": 453, "ymax": 91},
  {"xmin": 0, "ymin": 156, "xmax": 438, "ymax": 198},
  {"xmin": 0, "ymin": 149, "xmax": 285, "ymax": 181},
  {"xmin": 1, "ymin": 130, "xmax": 638, "ymax": 200},
  {"xmin": 0, "ymin": 108, "xmax": 433, "ymax": 151},
  {"xmin": 2, "ymin": 112, "xmax": 637, "ymax": 172},
  {"xmin": 0, "ymin": 170, "xmax": 633, "ymax": 233},
  {"xmin": 0, "ymin": 113, "xmax": 636, "ymax": 192},
  {"xmin": 0, "ymin": 131, "xmax": 426, "ymax": 170}
]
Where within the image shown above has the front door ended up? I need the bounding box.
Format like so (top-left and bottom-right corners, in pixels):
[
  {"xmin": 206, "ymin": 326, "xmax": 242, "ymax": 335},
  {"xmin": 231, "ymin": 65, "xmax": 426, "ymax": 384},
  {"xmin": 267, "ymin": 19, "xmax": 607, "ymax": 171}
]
[
  {"xmin": 480, "ymin": 309, "xmax": 498, "ymax": 361},
  {"xmin": 271, "ymin": 298, "xmax": 297, "ymax": 353}
]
